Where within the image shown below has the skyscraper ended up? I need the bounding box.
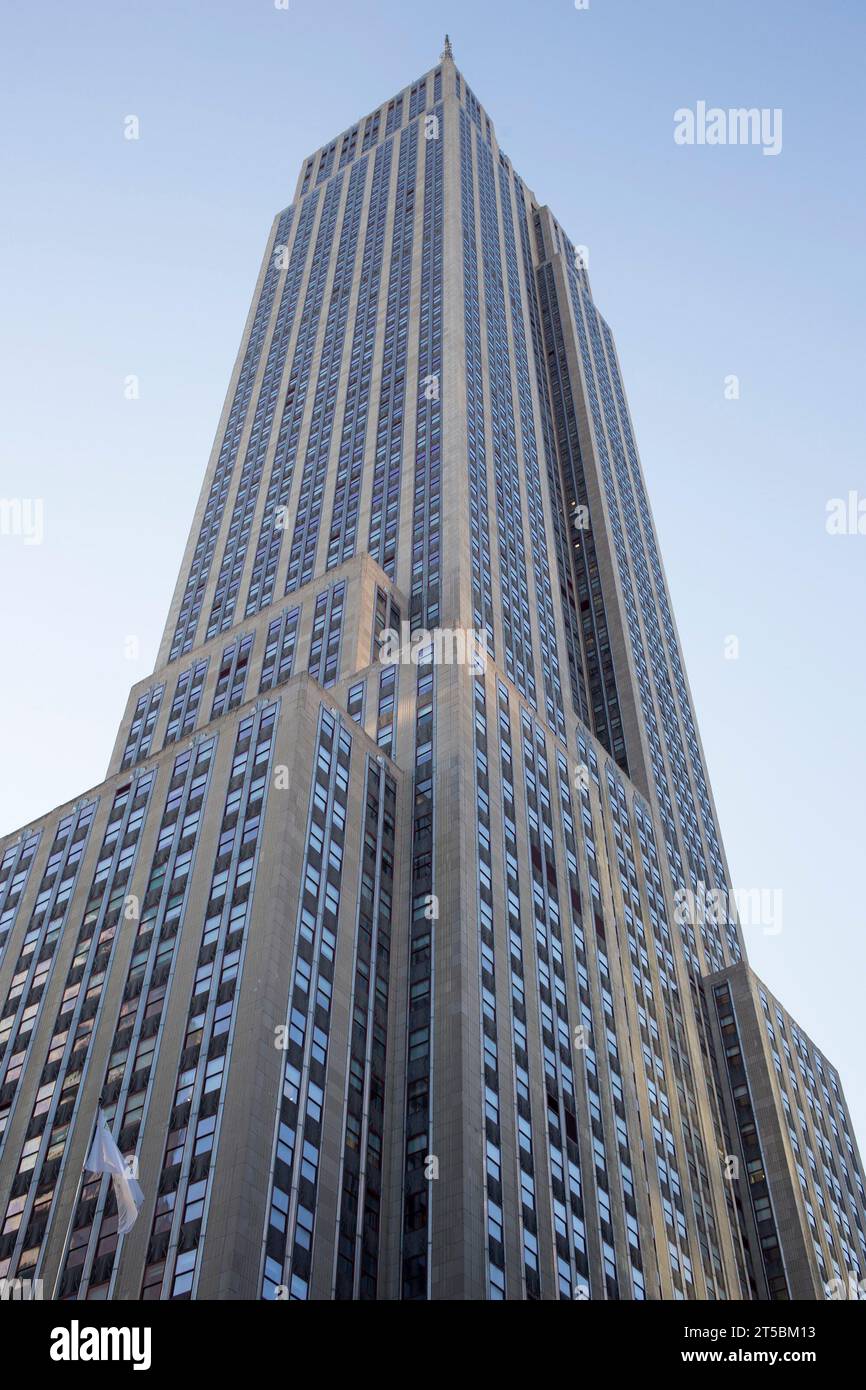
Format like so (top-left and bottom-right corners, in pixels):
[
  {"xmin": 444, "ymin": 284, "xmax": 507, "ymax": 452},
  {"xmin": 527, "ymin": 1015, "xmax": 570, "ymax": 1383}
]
[{"xmin": 0, "ymin": 39, "xmax": 863, "ymax": 1303}]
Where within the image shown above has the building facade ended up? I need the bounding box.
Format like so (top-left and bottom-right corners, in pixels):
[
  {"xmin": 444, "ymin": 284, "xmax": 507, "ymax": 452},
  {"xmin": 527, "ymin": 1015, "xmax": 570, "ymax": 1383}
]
[{"xmin": 0, "ymin": 41, "xmax": 863, "ymax": 1302}]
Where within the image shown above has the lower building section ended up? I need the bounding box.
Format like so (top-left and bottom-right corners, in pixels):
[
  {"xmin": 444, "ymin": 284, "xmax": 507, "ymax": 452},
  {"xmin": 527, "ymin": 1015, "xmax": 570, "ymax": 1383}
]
[
  {"xmin": 0, "ymin": 678, "xmax": 408, "ymax": 1299},
  {"xmin": 1, "ymin": 662, "xmax": 863, "ymax": 1301}
]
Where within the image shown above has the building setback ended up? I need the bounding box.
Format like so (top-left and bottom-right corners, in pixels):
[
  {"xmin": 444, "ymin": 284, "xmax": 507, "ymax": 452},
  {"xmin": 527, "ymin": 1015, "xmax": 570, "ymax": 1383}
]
[{"xmin": 0, "ymin": 40, "xmax": 863, "ymax": 1302}]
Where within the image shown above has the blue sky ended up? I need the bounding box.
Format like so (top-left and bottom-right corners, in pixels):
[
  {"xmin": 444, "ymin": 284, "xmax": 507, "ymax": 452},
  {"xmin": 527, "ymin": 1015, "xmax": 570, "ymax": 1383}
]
[{"xmin": 1, "ymin": 0, "xmax": 864, "ymax": 1138}]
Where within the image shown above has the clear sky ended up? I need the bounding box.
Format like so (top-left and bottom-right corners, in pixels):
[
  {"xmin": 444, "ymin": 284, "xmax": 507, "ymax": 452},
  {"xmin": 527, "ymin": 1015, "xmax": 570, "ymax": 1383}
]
[{"xmin": 1, "ymin": 0, "xmax": 864, "ymax": 1139}]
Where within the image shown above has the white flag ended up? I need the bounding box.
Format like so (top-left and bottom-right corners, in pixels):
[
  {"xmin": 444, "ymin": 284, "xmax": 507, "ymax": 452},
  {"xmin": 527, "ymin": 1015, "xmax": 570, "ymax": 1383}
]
[{"xmin": 84, "ymin": 1110, "xmax": 144, "ymax": 1235}]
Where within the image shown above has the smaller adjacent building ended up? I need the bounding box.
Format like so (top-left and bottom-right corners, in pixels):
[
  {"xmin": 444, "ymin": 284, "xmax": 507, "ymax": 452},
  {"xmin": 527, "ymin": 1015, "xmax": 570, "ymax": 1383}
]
[{"xmin": 705, "ymin": 963, "xmax": 866, "ymax": 1300}]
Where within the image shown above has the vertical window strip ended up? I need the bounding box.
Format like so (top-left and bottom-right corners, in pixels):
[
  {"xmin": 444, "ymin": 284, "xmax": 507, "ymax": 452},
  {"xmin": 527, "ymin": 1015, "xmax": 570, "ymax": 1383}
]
[
  {"xmin": 260, "ymin": 707, "xmax": 352, "ymax": 1301},
  {"xmin": 206, "ymin": 194, "xmax": 319, "ymax": 639},
  {"xmin": 163, "ymin": 660, "xmax": 209, "ymax": 747},
  {"xmin": 376, "ymin": 664, "xmax": 397, "ymax": 757},
  {"xmin": 338, "ymin": 126, "xmax": 359, "ymax": 170},
  {"xmin": 473, "ymin": 672, "xmax": 506, "ymax": 1298},
  {"xmin": 475, "ymin": 130, "xmax": 536, "ymax": 707},
  {"xmin": 516, "ymin": 195, "xmax": 589, "ymax": 729},
  {"xmin": 326, "ymin": 139, "xmax": 394, "ymax": 569},
  {"xmin": 334, "ymin": 758, "xmax": 396, "ymax": 1298},
  {"xmin": 259, "ymin": 607, "xmax": 300, "ymax": 693},
  {"xmin": 494, "ymin": 684, "xmax": 544, "ymax": 1297},
  {"xmin": 308, "ymin": 581, "xmax": 345, "ymax": 688},
  {"xmin": 411, "ymin": 103, "xmax": 443, "ymax": 632},
  {"xmin": 0, "ymin": 829, "xmax": 41, "ymax": 972},
  {"xmin": 316, "ymin": 141, "xmax": 337, "ymax": 183},
  {"xmin": 367, "ymin": 119, "xmax": 419, "ymax": 579},
  {"xmin": 244, "ymin": 177, "xmax": 342, "ymax": 617},
  {"xmin": 517, "ymin": 710, "xmax": 583, "ymax": 1297},
  {"xmin": 536, "ymin": 260, "xmax": 613, "ymax": 741},
  {"xmin": 408, "ymin": 78, "xmax": 427, "ymax": 120},
  {"xmin": 285, "ymin": 157, "xmax": 369, "ymax": 593},
  {"xmin": 371, "ymin": 585, "xmax": 402, "ymax": 664},
  {"xmin": 347, "ymin": 681, "xmax": 366, "ymax": 725},
  {"xmin": 458, "ymin": 110, "xmax": 495, "ymax": 654},
  {"xmin": 361, "ymin": 109, "xmax": 381, "ymax": 153},
  {"xmin": 400, "ymin": 649, "xmax": 435, "ymax": 1299},
  {"xmin": 384, "ymin": 95, "xmax": 403, "ymax": 136},
  {"xmin": 169, "ymin": 205, "xmax": 295, "ymax": 661},
  {"xmin": 497, "ymin": 166, "xmax": 564, "ymax": 741},
  {"xmin": 120, "ymin": 684, "xmax": 165, "ymax": 771},
  {"xmin": 210, "ymin": 634, "xmax": 254, "ymax": 720}
]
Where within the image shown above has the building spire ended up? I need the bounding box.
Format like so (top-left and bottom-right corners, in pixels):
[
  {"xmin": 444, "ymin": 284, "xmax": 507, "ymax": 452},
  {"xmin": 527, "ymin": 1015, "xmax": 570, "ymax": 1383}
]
[{"xmin": 441, "ymin": 33, "xmax": 454, "ymax": 62}]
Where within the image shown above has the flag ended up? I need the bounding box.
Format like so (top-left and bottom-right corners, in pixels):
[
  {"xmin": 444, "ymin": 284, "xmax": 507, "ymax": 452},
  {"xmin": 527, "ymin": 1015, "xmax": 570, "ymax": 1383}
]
[{"xmin": 84, "ymin": 1110, "xmax": 144, "ymax": 1235}]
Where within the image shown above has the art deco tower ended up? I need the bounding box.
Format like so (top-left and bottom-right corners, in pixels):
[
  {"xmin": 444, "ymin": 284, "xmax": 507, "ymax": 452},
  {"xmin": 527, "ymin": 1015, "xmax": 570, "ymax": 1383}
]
[{"xmin": 1, "ymin": 41, "xmax": 863, "ymax": 1303}]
